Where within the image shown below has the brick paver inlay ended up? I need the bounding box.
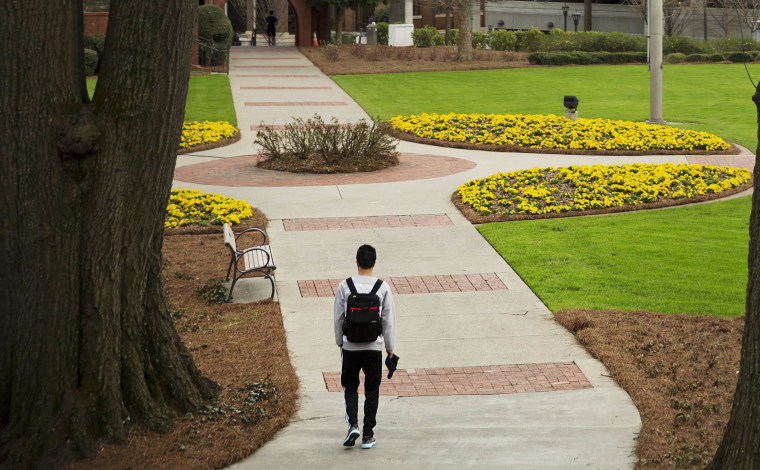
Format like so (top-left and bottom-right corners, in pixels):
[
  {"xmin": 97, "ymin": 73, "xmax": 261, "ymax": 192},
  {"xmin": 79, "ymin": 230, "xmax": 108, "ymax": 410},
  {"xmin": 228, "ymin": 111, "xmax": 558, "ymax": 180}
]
[
  {"xmin": 245, "ymin": 101, "xmax": 348, "ymax": 107},
  {"xmin": 238, "ymin": 74, "xmax": 322, "ymax": 78},
  {"xmin": 240, "ymin": 86, "xmax": 332, "ymax": 90},
  {"xmin": 173, "ymin": 154, "xmax": 476, "ymax": 187},
  {"xmin": 298, "ymin": 273, "xmax": 506, "ymax": 298},
  {"xmin": 283, "ymin": 214, "xmax": 453, "ymax": 231},
  {"xmin": 323, "ymin": 362, "xmax": 592, "ymax": 397},
  {"xmin": 686, "ymin": 155, "xmax": 755, "ymax": 171}
]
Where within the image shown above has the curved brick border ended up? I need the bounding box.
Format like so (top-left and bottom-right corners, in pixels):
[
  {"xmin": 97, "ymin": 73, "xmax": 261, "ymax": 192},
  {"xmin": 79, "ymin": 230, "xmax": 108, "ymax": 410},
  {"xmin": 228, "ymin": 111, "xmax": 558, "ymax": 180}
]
[{"xmin": 174, "ymin": 153, "xmax": 477, "ymax": 187}]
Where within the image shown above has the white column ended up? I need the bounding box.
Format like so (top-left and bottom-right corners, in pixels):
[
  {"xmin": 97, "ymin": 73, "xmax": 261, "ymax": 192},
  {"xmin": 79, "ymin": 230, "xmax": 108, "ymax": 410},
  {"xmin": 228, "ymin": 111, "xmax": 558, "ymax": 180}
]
[
  {"xmin": 405, "ymin": 0, "xmax": 413, "ymax": 24},
  {"xmin": 649, "ymin": 0, "xmax": 664, "ymax": 124}
]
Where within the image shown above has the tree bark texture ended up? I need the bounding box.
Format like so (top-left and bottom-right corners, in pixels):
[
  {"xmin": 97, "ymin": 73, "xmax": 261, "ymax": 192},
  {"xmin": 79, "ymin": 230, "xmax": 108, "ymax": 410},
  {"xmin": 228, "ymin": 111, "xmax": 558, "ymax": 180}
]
[
  {"xmin": 0, "ymin": 1, "xmax": 218, "ymax": 467},
  {"xmin": 335, "ymin": 5, "xmax": 346, "ymax": 44},
  {"xmin": 584, "ymin": 0, "xmax": 592, "ymax": 31},
  {"xmin": 704, "ymin": 81, "xmax": 760, "ymax": 470},
  {"xmin": 454, "ymin": 0, "xmax": 473, "ymax": 61}
]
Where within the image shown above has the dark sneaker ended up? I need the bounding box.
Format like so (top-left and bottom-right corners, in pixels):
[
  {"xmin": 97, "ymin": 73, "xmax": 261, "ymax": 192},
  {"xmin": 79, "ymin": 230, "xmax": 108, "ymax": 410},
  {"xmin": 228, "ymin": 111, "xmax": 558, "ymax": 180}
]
[
  {"xmin": 361, "ymin": 436, "xmax": 376, "ymax": 449},
  {"xmin": 343, "ymin": 427, "xmax": 360, "ymax": 447}
]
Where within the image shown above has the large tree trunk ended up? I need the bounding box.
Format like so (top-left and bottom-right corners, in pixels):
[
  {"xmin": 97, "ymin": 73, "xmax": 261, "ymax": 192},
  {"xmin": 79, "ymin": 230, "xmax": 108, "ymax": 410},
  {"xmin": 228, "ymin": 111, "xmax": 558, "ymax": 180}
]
[
  {"xmin": 454, "ymin": 0, "xmax": 473, "ymax": 61},
  {"xmin": 584, "ymin": 0, "xmax": 592, "ymax": 31},
  {"xmin": 335, "ymin": 5, "xmax": 346, "ymax": 44},
  {"xmin": 0, "ymin": 1, "xmax": 218, "ymax": 467},
  {"xmin": 704, "ymin": 81, "xmax": 760, "ymax": 470}
]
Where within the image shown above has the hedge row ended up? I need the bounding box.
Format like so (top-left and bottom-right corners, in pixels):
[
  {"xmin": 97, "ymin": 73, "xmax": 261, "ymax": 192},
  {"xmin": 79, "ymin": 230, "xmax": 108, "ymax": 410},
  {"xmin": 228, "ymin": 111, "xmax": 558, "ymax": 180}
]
[
  {"xmin": 666, "ymin": 51, "xmax": 760, "ymax": 63},
  {"xmin": 529, "ymin": 51, "xmax": 647, "ymax": 65}
]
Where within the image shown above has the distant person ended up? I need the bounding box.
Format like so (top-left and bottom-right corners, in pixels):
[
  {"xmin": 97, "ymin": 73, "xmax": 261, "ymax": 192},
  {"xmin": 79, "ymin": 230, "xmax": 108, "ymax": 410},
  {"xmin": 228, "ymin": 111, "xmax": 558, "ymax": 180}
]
[
  {"xmin": 265, "ymin": 11, "xmax": 278, "ymax": 46},
  {"xmin": 334, "ymin": 244, "xmax": 397, "ymax": 450}
]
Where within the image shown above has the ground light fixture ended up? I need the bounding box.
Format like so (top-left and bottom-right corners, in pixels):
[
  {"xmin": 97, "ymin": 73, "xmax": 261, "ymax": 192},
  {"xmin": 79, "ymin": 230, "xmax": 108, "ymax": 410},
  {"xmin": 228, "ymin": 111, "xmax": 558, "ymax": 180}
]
[{"xmin": 564, "ymin": 95, "xmax": 579, "ymax": 121}]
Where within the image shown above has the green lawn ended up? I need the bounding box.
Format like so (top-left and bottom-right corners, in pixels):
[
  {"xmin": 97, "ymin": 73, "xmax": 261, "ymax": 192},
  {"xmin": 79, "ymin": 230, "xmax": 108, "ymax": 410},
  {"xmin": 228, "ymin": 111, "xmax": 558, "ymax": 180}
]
[
  {"xmin": 477, "ymin": 196, "xmax": 751, "ymax": 317},
  {"xmin": 86, "ymin": 74, "xmax": 236, "ymax": 124},
  {"xmin": 331, "ymin": 64, "xmax": 760, "ymax": 150}
]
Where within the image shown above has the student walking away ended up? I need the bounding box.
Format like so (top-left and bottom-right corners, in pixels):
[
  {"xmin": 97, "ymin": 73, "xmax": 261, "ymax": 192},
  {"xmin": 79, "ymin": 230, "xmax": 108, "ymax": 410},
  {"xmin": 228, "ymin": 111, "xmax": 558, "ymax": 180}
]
[
  {"xmin": 265, "ymin": 11, "xmax": 277, "ymax": 46},
  {"xmin": 334, "ymin": 244, "xmax": 397, "ymax": 449}
]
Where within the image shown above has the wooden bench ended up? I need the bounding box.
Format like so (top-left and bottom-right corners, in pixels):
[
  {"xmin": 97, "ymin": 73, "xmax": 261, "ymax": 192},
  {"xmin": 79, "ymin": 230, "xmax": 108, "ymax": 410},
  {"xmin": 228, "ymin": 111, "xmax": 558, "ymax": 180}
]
[{"xmin": 223, "ymin": 223, "xmax": 276, "ymax": 301}]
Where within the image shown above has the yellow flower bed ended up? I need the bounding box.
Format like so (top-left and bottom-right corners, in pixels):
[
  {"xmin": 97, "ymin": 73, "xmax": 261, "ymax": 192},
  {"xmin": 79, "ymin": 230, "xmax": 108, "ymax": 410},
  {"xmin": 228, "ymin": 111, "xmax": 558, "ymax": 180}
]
[
  {"xmin": 388, "ymin": 113, "xmax": 729, "ymax": 152},
  {"xmin": 179, "ymin": 121, "xmax": 238, "ymax": 149},
  {"xmin": 457, "ymin": 163, "xmax": 750, "ymax": 216},
  {"xmin": 166, "ymin": 189, "xmax": 253, "ymax": 228}
]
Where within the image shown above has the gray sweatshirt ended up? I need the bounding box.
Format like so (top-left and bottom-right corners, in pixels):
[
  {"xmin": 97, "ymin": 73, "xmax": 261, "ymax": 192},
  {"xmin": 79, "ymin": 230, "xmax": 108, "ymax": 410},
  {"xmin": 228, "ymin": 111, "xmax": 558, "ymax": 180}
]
[{"xmin": 334, "ymin": 275, "xmax": 396, "ymax": 352}]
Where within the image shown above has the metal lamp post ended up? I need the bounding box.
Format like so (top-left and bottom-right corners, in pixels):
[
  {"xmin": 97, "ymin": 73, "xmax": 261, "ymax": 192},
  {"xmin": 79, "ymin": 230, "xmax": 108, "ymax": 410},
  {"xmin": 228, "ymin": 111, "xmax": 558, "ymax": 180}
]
[
  {"xmin": 562, "ymin": 4, "xmax": 569, "ymax": 31},
  {"xmin": 572, "ymin": 11, "xmax": 580, "ymax": 32}
]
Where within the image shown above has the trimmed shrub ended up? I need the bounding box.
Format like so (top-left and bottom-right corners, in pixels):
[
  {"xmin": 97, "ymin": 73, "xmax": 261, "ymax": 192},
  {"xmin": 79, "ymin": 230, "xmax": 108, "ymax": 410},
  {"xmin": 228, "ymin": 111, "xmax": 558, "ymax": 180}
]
[
  {"xmin": 488, "ymin": 29, "xmax": 517, "ymax": 51},
  {"xmin": 84, "ymin": 48, "xmax": 98, "ymax": 76},
  {"xmin": 685, "ymin": 53, "xmax": 710, "ymax": 62},
  {"xmin": 450, "ymin": 29, "xmax": 459, "ymax": 45},
  {"xmin": 368, "ymin": 6, "xmax": 389, "ymax": 24},
  {"xmin": 472, "ymin": 31, "xmax": 488, "ymax": 49},
  {"xmin": 377, "ymin": 22, "xmax": 389, "ymax": 45},
  {"xmin": 709, "ymin": 53, "xmax": 727, "ymax": 62},
  {"xmin": 710, "ymin": 37, "xmax": 760, "ymax": 52},
  {"xmin": 727, "ymin": 51, "xmax": 753, "ymax": 62},
  {"xmin": 412, "ymin": 25, "xmax": 443, "ymax": 47},
  {"xmin": 528, "ymin": 51, "xmax": 646, "ymax": 66},
  {"xmin": 664, "ymin": 35, "xmax": 709, "ymax": 55},
  {"xmin": 198, "ymin": 4, "xmax": 233, "ymax": 66},
  {"xmin": 665, "ymin": 52, "xmax": 686, "ymax": 64},
  {"xmin": 84, "ymin": 33, "xmax": 105, "ymax": 56},
  {"xmin": 515, "ymin": 28, "xmax": 545, "ymax": 52}
]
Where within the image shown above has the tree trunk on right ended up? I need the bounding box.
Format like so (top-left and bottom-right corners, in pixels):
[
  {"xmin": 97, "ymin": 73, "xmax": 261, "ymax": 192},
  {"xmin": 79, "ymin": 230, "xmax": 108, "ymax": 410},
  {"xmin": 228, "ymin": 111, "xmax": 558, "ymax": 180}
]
[
  {"xmin": 454, "ymin": 0, "xmax": 473, "ymax": 61},
  {"xmin": 703, "ymin": 79, "xmax": 760, "ymax": 470},
  {"xmin": 584, "ymin": 0, "xmax": 592, "ymax": 31}
]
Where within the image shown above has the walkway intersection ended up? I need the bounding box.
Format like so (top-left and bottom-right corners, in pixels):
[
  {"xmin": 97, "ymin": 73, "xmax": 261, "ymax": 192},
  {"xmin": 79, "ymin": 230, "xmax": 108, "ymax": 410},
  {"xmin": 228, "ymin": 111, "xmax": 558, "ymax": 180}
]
[{"xmin": 173, "ymin": 45, "xmax": 749, "ymax": 469}]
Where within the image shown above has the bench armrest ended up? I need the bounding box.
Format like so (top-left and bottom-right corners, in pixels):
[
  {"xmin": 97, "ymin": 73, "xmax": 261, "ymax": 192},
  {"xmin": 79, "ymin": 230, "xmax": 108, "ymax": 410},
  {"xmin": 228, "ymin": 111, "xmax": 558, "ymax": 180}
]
[{"xmin": 236, "ymin": 227, "xmax": 267, "ymax": 246}]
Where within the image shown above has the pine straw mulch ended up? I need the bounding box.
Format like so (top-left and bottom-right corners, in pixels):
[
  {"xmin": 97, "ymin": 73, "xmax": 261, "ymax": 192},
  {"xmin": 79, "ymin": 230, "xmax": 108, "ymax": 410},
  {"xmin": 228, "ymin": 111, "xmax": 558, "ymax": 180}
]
[
  {"xmin": 257, "ymin": 151, "xmax": 399, "ymax": 173},
  {"xmin": 298, "ymin": 44, "xmax": 535, "ymax": 75},
  {"xmin": 68, "ymin": 208, "xmax": 298, "ymax": 470},
  {"xmin": 555, "ymin": 309, "xmax": 743, "ymax": 468}
]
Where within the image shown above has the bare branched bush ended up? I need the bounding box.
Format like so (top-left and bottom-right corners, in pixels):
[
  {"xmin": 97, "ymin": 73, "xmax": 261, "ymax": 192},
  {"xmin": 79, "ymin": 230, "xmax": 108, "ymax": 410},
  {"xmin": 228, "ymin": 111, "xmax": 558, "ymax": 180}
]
[
  {"xmin": 254, "ymin": 115, "xmax": 399, "ymax": 172},
  {"xmin": 322, "ymin": 43, "xmax": 340, "ymax": 62}
]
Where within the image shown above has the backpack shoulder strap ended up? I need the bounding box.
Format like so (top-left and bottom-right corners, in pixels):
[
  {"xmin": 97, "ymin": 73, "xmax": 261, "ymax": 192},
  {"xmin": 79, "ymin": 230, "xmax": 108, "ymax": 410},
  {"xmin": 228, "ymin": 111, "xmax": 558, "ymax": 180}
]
[
  {"xmin": 345, "ymin": 277, "xmax": 357, "ymax": 295},
  {"xmin": 369, "ymin": 279, "xmax": 383, "ymax": 295}
]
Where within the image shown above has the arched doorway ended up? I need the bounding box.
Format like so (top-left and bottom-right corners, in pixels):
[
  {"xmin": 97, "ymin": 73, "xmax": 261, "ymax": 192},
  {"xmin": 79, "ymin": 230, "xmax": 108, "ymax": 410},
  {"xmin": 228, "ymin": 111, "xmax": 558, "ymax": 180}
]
[{"xmin": 223, "ymin": 0, "xmax": 328, "ymax": 47}]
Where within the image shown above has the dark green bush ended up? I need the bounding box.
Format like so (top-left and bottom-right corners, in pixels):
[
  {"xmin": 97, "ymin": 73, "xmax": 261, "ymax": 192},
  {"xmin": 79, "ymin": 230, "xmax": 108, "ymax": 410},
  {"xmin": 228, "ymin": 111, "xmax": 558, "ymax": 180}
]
[
  {"xmin": 84, "ymin": 33, "xmax": 105, "ymax": 56},
  {"xmin": 377, "ymin": 22, "xmax": 389, "ymax": 45},
  {"xmin": 710, "ymin": 37, "xmax": 760, "ymax": 52},
  {"xmin": 198, "ymin": 4, "xmax": 233, "ymax": 66},
  {"xmin": 664, "ymin": 35, "xmax": 709, "ymax": 55},
  {"xmin": 412, "ymin": 25, "xmax": 443, "ymax": 47},
  {"xmin": 665, "ymin": 52, "xmax": 686, "ymax": 64},
  {"xmin": 368, "ymin": 6, "xmax": 389, "ymax": 23},
  {"xmin": 684, "ymin": 53, "xmax": 710, "ymax": 62},
  {"xmin": 450, "ymin": 29, "xmax": 459, "ymax": 45},
  {"xmin": 727, "ymin": 51, "xmax": 753, "ymax": 62},
  {"xmin": 472, "ymin": 31, "xmax": 488, "ymax": 50},
  {"xmin": 515, "ymin": 28, "xmax": 545, "ymax": 52},
  {"xmin": 528, "ymin": 51, "xmax": 646, "ymax": 66},
  {"xmin": 708, "ymin": 53, "xmax": 727, "ymax": 62},
  {"xmin": 84, "ymin": 48, "xmax": 98, "ymax": 76}
]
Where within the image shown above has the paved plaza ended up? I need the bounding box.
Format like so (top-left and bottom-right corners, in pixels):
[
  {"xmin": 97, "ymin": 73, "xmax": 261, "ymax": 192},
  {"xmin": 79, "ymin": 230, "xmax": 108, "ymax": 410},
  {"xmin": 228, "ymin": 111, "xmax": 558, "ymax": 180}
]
[{"xmin": 173, "ymin": 45, "xmax": 753, "ymax": 469}]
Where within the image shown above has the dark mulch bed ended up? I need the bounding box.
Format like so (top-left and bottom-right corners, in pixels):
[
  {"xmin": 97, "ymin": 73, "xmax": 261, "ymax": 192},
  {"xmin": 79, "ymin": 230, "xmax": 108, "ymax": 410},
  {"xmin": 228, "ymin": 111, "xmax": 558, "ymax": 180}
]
[
  {"xmin": 555, "ymin": 309, "xmax": 743, "ymax": 468},
  {"xmin": 257, "ymin": 152, "xmax": 399, "ymax": 173},
  {"xmin": 68, "ymin": 209, "xmax": 298, "ymax": 470}
]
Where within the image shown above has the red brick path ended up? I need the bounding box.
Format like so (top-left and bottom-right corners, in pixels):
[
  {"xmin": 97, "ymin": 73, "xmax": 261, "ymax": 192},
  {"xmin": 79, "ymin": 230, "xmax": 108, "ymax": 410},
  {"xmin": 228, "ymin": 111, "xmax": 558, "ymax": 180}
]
[
  {"xmin": 240, "ymin": 86, "xmax": 332, "ymax": 90},
  {"xmin": 245, "ymin": 101, "xmax": 348, "ymax": 107},
  {"xmin": 686, "ymin": 154, "xmax": 755, "ymax": 171},
  {"xmin": 298, "ymin": 273, "xmax": 507, "ymax": 297},
  {"xmin": 173, "ymin": 154, "xmax": 476, "ymax": 187},
  {"xmin": 238, "ymin": 74, "xmax": 322, "ymax": 78},
  {"xmin": 283, "ymin": 214, "xmax": 453, "ymax": 231},
  {"xmin": 323, "ymin": 362, "xmax": 592, "ymax": 397}
]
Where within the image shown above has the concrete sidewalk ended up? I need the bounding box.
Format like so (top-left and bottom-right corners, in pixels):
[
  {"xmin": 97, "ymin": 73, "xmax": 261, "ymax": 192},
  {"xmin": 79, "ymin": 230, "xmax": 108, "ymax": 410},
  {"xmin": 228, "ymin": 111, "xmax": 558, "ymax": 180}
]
[{"xmin": 175, "ymin": 45, "xmax": 653, "ymax": 469}]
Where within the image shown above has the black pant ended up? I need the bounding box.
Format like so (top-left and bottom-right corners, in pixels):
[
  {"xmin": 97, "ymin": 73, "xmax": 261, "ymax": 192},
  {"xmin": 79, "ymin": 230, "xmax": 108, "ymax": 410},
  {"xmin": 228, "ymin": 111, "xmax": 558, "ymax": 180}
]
[{"xmin": 341, "ymin": 349, "xmax": 381, "ymax": 438}]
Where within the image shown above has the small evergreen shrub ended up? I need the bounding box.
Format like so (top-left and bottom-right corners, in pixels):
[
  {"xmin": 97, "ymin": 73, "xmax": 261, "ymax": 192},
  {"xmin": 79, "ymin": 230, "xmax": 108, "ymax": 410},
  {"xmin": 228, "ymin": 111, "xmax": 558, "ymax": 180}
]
[
  {"xmin": 665, "ymin": 52, "xmax": 686, "ymax": 64},
  {"xmin": 368, "ymin": 6, "xmax": 389, "ymax": 23},
  {"xmin": 515, "ymin": 28, "xmax": 545, "ymax": 52},
  {"xmin": 488, "ymin": 29, "xmax": 517, "ymax": 51},
  {"xmin": 198, "ymin": 4, "xmax": 233, "ymax": 66},
  {"xmin": 450, "ymin": 29, "xmax": 459, "ymax": 45},
  {"xmin": 377, "ymin": 22, "xmax": 389, "ymax": 45},
  {"xmin": 685, "ymin": 53, "xmax": 710, "ymax": 62},
  {"xmin": 708, "ymin": 53, "xmax": 726, "ymax": 62},
  {"xmin": 412, "ymin": 25, "xmax": 443, "ymax": 47},
  {"xmin": 84, "ymin": 48, "xmax": 98, "ymax": 76},
  {"xmin": 471, "ymin": 31, "xmax": 488, "ymax": 50},
  {"xmin": 529, "ymin": 51, "xmax": 646, "ymax": 65},
  {"xmin": 711, "ymin": 37, "xmax": 760, "ymax": 52},
  {"xmin": 664, "ymin": 35, "xmax": 709, "ymax": 55},
  {"xmin": 727, "ymin": 51, "xmax": 753, "ymax": 62},
  {"xmin": 83, "ymin": 33, "xmax": 105, "ymax": 56}
]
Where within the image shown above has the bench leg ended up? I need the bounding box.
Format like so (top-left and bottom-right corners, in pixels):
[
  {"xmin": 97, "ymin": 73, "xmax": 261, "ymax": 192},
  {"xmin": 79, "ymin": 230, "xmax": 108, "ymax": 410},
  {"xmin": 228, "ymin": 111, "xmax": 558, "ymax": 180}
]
[{"xmin": 227, "ymin": 275, "xmax": 240, "ymax": 302}]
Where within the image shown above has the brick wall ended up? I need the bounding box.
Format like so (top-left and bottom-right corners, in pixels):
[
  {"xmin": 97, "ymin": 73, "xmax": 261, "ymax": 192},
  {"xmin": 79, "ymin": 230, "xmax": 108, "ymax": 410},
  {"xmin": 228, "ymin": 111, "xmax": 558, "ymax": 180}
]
[{"xmin": 84, "ymin": 12, "xmax": 109, "ymax": 35}]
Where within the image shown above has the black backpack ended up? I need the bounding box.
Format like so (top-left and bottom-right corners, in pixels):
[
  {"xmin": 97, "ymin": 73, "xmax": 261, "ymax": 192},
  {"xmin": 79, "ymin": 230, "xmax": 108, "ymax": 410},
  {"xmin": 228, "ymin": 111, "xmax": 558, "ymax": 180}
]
[{"xmin": 342, "ymin": 278, "xmax": 384, "ymax": 343}]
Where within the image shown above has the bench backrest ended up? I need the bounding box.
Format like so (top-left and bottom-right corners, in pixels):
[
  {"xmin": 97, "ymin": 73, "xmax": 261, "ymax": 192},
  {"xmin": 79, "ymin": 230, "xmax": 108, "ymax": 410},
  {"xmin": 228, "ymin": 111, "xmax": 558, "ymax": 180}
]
[{"xmin": 223, "ymin": 223, "xmax": 237, "ymax": 253}]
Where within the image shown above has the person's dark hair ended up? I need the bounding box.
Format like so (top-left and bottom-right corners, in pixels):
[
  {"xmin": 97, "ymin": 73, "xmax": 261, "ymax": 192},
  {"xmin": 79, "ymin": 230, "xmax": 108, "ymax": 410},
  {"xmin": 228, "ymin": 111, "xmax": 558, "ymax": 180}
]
[
  {"xmin": 269, "ymin": 10, "xmax": 274, "ymax": 14},
  {"xmin": 356, "ymin": 244, "xmax": 376, "ymax": 270}
]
